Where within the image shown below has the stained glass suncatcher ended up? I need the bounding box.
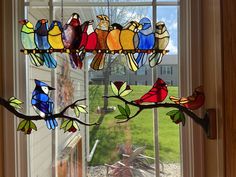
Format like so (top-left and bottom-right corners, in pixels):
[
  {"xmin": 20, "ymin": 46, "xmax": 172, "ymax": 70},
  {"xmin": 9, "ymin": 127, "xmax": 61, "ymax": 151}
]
[{"xmin": 20, "ymin": 13, "xmax": 169, "ymax": 71}]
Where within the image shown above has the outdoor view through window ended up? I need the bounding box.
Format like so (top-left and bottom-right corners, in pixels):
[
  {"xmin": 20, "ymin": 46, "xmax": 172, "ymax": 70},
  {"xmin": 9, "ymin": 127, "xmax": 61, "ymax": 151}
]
[
  {"xmin": 24, "ymin": 0, "xmax": 180, "ymax": 177},
  {"xmin": 87, "ymin": 2, "xmax": 180, "ymax": 177}
]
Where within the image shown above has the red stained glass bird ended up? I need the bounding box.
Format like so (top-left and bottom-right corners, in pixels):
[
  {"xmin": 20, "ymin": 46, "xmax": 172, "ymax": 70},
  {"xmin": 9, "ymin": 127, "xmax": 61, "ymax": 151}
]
[
  {"xmin": 134, "ymin": 78, "xmax": 168, "ymax": 104},
  {"xmin": 169, "ymin": 86, "xmax": 205, "ymax": 110}
]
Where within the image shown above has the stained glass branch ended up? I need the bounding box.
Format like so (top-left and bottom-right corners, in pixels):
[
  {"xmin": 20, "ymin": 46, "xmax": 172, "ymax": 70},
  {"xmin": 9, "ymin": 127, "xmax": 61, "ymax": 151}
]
[
  {"xmin": 20, "ymin": 49, "xmax": 169, "ymax": 55},
  {"xmin": 0, "ymin": 97, "xmax": 99, "ymax": 126},
  {"xmin": 103, "ymin": 95, "xmax": 209, "ymax": 134}
]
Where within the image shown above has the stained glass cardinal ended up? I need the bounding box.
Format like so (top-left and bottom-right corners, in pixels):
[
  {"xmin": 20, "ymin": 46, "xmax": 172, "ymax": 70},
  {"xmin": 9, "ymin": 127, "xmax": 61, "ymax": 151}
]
[
  {"xmin": 134, "ymin": 78, "xmax": 168, "ymax": 104},
  {"xmin": 31, "ymin": 79, "xmax": 58, "ymax": 130},
  {"xmin": 170, "ymin": 86, "xmax": 205, "ymax": 110}
]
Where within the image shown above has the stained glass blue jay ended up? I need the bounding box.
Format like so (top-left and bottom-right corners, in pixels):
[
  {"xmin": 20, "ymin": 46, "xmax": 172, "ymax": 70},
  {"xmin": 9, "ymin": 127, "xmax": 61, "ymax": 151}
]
[
  {"xmin": 31, "ymin": 79, "xmax": 58, "ymax": 130},
  {"xmin": 136, "ymin": 17, "xmax": 155, "ymax": 67},
  {"xmin": 35, "ymin": 19, "xmax": 57, "ymax": 68}
]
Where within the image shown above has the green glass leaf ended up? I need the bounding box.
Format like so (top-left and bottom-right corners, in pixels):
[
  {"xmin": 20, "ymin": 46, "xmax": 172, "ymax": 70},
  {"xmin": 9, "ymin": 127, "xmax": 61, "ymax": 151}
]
[
  {"xmin": 24, "ymin": 121, "xmax": 30, "ymax": 134},
  {"xmin": 173, "ymin": 112, "xmax": 181, "ymax": 121},
  {"xmin": 119, "ymin": 89, "xmax": 133, "ymax": 97},
  {"xmin": 74, "ymin": 106, "xmax": 80, "ymax": 117},
  {"xmin": 77, "ymin": 105, "xmax": 88, "ymax": 113},
  {"xmin": 111, "ymin": 82, "xmax": 119, "ymax": 96},
  {"xmin": 178, "ymin": 111, "xmax": 186, "ymax": 126},
  {"xmin": 60, "ymin": 120, "xmax": 70, "ymax": 129},
  {"xmin": 125, "ymin": 104, "xmax": 130, "ymax": 116},
  {"xmin": 9, "ymin": 97, "xmax": 23, "ymax": 104},
  {"xmin": 115, "ymin": 115, "xmax": 127, "ymax": 120},
  {"xmin": 73, "ymin": 121, "xmax": 79, "ymax": 130},
  {"xmin": 166, "ymin": 110, "xmax": 179, "ymax": 116},
  {"xmin": 65, "ymin": 120, "xmax": 73, "ymax": 132},
  {"xmin": 118, "ymin": 105, "xmax": 127, "ymax": 116},
  {"xmin": 30, "ymin": 121, "xmax": 37, "ymax": 131},
  {"xmin": 119, "ymin": 82, "xmax": 127, "ymax": 95},
  {"xmin": 17, "ymin": 120, "xmax": 27, "ymax": 131},
  {"xmin": 9, "ymin": 97, "xmax": 23, "ymax": 109}
]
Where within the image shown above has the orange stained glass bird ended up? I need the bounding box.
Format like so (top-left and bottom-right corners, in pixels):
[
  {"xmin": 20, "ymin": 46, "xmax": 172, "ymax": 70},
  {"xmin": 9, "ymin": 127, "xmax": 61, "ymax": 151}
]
[
  {"xmin": 90, "ymin": 15, "xmax": 110, "ymax": 70},
  {"xmin": 120, "ymin": 21, "xmax": 142, "ymax": 72},
  {"xmin": 106, "ymin": 23, "xmax": 123, "ymax": 51}
]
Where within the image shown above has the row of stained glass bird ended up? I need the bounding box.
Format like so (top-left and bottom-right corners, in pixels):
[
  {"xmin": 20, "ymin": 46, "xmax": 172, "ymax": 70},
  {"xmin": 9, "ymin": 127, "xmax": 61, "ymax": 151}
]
[{"xmin": 20, "ymin": 13, "xmax": 169, "ymax": 71}]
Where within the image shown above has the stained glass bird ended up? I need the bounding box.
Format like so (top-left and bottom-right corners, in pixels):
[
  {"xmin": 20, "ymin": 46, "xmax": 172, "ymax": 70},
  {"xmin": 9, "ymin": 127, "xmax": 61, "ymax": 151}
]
[
  {"xmin": 31, "ymin": 79, "xmax": 58, "ymax": 130},
  {"xmin": 19, "ymin": 19, "xmax": 44, "ymax": 67},
  {"xmin": 90, "ymin": 15, "xmax": 110, "ymax": 70},
  {"xmin": 136, "ymin": 17, "xmax": 155, "ymax": 68},
  {"xmin": 107, "ymin": 23, "xmax": 123, "ymax": 51},
  {"xmin": 170, "ymin": 86, "xmax": 205, "ymax": 110},
  {"xmin": 48, "ymin": 20, "xmax": 64, "ymax": 49},
  {"xmin": 35, "ymin": 19, "xmax": 57, "ymax": 68},
  {"xmin": 78, "ymin": 20, "xmax": 97, "ymax": 61},
  {"xmin": 134, "ymin": 78, "xmax": 168, "ymax": 104},
  {"xmin": 149, "ymin": 21, "xmax": 170, "ymax": 67},
  {"xmin": 63, "ymin": 13, "xmax": 83, "ymax": 69},
  {"xmin": 120, "ymin": 21, "xmax": 142, "ymax": 71}
]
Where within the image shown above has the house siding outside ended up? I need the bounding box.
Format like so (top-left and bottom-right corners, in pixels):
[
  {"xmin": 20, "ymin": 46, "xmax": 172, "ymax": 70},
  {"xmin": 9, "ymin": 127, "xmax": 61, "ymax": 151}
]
[{"xmin": 89, "ymin": 55, "xmax": 178, "ymax": 86}]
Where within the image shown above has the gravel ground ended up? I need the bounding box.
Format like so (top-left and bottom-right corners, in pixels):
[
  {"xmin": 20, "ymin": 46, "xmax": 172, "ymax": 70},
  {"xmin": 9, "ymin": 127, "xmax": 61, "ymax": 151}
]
[{"xmin": 87, "ymin": 163, "xmax": 181, "ymax": 177}]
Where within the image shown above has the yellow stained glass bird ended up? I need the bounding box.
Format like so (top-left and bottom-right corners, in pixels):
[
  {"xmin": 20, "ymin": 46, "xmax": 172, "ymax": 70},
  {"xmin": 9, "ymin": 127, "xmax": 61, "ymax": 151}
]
[
  {"xmin": 120, "ymin": 21, "xmax": 142, "ymax": 72},
  {"xmin": 48, "ymin": 20, "xmax": 64, "ymax": 49}
]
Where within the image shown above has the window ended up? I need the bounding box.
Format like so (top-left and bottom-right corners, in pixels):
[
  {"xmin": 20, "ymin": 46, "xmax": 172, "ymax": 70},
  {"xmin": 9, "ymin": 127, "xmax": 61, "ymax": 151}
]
[{"xmin": 3, "ymin": 0, "xmax": 187, "ymax": 177}]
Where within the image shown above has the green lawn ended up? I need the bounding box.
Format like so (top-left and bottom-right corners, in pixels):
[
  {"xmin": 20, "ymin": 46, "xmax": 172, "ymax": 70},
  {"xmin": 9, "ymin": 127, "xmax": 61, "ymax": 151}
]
[{"xmin": 89, "ymin": 85, "xmax": 180, "ymax": 166}]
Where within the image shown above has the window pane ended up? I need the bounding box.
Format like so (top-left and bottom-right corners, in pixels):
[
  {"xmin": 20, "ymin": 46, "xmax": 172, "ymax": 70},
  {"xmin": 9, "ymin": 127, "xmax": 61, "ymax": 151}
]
[
  {"xmin": 156, "ymin": 5, "xmax": 181, "ymax": 177},
  {"xmin": 87, "ymin": 6, "xmax": 157, "ymax": 177}
]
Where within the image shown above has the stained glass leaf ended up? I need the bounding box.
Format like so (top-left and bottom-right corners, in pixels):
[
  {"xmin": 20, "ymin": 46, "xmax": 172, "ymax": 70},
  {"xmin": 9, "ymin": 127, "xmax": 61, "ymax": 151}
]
[
  {"xmin": 65, "ymin": 120, "xmax": 73, "ymax": 132},
  {"xmin": 60, "ymin": 120, "xmax": 70, "ymax": 129},
  {"xmin": 24, "ymin": 121, "xmax": 30, "ymax": 134},
  {"xmin": 115, "ymin": 115, "xmax": 127, "ymax": 120},
  {"xmin": 166, "ymin": 110, "xmax": 179, "ymax": 116},
  {"xmin": 73, "ymin": 121, "xmax": 79, "ymax": 130},
  {"xmin": 119, "ymin": 82, "xmax": 127, "ymax": 95},
  {"xmin": 17, "ymin": 120, "xmax": 27, "ymax": 131},
  {"xmin": 118, "ymin": 105, "xmax": 127, "ymax": 116},
  {"xmin": 9, "ymin": 97, "xmax": 23, "ymax": 109},
  {"xmin": 125, "ymin": 104, "xmax": 131, "ymax": 116},
  {"xmin": 30, "ymin": 121, "xmax": 37, "ymax": 131},
  {"xmin": 111, "ymin": 82, "xmax": 119, "ymax": 96},
  {"xmin": 119, "ymin": 89, "xmax": 133, "ymax": 97},
  {"xmin": 74, "ymin": 106, "xmax": 80, "ymax": 117},
  {"xmin": 77, "ymin": 105, "xmax": 87, "ymax": 113}
]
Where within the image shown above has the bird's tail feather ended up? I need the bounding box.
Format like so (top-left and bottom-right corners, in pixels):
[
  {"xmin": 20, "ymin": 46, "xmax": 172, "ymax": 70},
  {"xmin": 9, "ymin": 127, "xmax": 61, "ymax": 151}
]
[
  {"xmin": 42, "ymin": 53, "xmax": 57, "ymax": 69},
  {"xmin": 136, "ymin": 53, "xmax": 147, "ymax": 67},
  {"xmin": 126, "ymin": 53, "xmax": 138, "ymax": 72},
  {"xmin": 69, "ymin": 54, "xmax": 83, "ymax": 69},
  {"xmin": 29, "ymin": 53, "xmax": 44, "ymax": 66},
  {"xmin": 90, "ymin": 53, "xmax": 105, "ymax": 70},
  {"xmin": 45, "ymin": 118, "xmax": 58, "ymax": 130},
  {"xmin": 148, "ymin": 53, "xmax": 163, "ymax": 67}
]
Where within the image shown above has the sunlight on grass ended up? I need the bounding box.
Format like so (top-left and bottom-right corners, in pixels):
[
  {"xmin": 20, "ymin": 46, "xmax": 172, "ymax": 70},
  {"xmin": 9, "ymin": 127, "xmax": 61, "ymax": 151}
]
[{"xmin": 89, "ymin": 85, "xmax": 180, "ymax": 165}]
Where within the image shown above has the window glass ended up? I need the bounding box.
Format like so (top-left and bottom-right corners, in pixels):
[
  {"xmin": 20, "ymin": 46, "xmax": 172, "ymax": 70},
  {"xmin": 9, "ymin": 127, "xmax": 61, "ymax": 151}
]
[{"xmin": 156, "ymin": 5, "xmax": 180, "ymax": 176}]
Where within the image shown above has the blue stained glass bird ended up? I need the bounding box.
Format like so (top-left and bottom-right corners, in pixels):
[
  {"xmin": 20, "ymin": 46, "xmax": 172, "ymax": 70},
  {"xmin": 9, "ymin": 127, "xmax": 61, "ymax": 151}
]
[
  {"xmin": 136, "ymin": 17, "xmax": 155, "ymax": 68},
  {"xmin": 35, "ymin": 19, "xmax": 57, "ymax": 69},
  {"xmin": 31, "ymin": 79, "xmax": 58, "ymax": 130}
]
